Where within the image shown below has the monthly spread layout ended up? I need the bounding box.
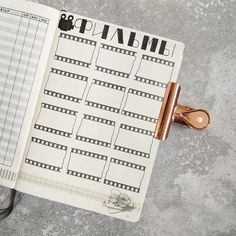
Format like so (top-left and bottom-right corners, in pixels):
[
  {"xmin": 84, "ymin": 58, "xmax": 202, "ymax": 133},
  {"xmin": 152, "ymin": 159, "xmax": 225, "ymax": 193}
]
[{"xmin": 0, "ymin": 0, "xmax": 184, "ymax": 221}]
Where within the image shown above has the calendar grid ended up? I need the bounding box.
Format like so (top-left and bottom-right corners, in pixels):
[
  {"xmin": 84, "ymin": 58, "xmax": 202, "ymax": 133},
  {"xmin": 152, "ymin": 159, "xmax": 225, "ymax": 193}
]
[{"xmin": 0, "ymin": 7, "xmax": 49, "ymax": 167}]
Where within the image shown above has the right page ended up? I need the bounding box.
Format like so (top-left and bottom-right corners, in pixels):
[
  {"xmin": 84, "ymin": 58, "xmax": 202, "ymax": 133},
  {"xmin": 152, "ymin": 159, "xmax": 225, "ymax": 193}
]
[{"xmin": 16, "ymin": 11, "xmax": 184, "ymax": 222}]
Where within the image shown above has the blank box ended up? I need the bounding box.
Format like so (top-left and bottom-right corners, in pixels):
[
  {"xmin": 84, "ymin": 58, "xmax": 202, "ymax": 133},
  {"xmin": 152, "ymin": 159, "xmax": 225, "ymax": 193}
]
[
  {"xmin": 114, "ymin": 124, "xmax": 153, "ymax": 158},
  {"xmin": 44, "ymin": 68, "xmax": 88, "ymax": 103},
  {"xmin": 55, "ymin": 33, "xmax": 96, "ymax": 67},
  {"xmin": 35, "ymin": 103, "xmax": 77, "ymax": 137},
  {"xmin": 96, "ymin": 44, "xmax": 136, "ymax": 78},
  {"xmin": 122, "ymin": 89, "xmax": 163, "ymax": 123},
  {"xmin": 67, "ymin": 148, "xmax": 107, "ymax": 182},
  {"xmin": 76, "ymin": 115, "xmax": 115, "ymax": 147},
  {"xmin": 25, "ymin": 137, "xmax": 67, "ymax": 172},
  {"xmin": 86, "ymin": 79, "xmax": 125, "ymax": 113},
  {"xmin": 135, "ymin": 55, "xmax": 174, "ymax": 86},
  {"xmin": 104, "ymin": 158, "xmax": 145, "ymax": 193}
]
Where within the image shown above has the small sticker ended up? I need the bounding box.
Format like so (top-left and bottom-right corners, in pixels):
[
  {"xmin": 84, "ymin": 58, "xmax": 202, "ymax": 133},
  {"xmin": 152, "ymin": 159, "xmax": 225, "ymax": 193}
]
[
  {"xmin": 58, "ymin": 14, "xmax": 74, "ymax": 31},
  {"xmin": 102, "ymin": 190, "xmax": 135, "ymax": 214}
]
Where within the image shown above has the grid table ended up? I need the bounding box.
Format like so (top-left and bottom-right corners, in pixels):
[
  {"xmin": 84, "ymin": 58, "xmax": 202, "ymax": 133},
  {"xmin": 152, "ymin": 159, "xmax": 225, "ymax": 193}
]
[{"xmin": 0, "ymin": 7, "xmax": 49, "ymax": 167}]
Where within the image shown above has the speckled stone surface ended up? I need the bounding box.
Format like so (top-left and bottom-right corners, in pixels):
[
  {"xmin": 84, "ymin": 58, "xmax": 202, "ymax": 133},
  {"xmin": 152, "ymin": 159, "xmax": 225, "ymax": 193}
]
[{"xmin": 0, "ymin": 0, "xmax": 236, "ymax": 235}]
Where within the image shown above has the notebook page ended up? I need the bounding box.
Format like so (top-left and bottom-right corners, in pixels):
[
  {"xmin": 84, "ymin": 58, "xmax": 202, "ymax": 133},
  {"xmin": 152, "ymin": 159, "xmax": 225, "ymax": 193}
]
[
  {"xmin": 0, "ymin": 0, "xmax": 59, "ymax": 188},
  {"xmin": 16, "ymin": 12, "xmax": 184, "ymax": 222}
]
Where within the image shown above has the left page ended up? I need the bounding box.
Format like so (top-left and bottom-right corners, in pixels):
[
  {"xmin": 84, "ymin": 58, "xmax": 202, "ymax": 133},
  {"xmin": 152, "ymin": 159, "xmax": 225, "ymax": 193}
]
[{"xmin": 0, "ymin": 0, "xmax": 60, "ymax": 188}]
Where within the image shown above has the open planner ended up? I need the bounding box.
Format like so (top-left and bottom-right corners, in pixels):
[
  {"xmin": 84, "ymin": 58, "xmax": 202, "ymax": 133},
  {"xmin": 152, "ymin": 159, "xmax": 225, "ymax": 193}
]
[{"xmin": 0, "ymin": 0, "xmax": 185, "ymax": 221}]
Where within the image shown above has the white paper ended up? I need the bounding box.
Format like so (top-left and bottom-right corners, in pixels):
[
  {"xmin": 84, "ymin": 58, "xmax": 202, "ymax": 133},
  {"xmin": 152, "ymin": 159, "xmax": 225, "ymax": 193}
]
[
  {"xmin": 0, "ymin": 0, "xmax": 59, "ymax": 188},
  {"xmin": 16, "ymin": 11, "xmax": 184, "ymax": 221}
]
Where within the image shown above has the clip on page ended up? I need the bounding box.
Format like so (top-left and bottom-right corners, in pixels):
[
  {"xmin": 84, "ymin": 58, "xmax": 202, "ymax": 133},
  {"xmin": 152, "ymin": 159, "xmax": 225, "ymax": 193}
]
[{"xmin": 154, "ymin": 82, "xmax": 210, "ymax": 140}]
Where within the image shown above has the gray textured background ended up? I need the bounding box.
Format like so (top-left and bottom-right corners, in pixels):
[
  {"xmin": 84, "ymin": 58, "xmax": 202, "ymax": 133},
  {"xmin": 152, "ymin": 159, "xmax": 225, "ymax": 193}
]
[{"xmin": 0, "ymin": 0, "xmax": 236, "ymax": 235}]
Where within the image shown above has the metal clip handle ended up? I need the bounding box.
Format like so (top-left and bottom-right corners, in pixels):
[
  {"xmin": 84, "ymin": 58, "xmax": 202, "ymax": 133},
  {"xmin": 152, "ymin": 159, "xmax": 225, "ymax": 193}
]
[
  {"xmin": 174, "ymin": 105, "xmax": 210, "ymax": 130},
  {"xmin": 154, "ymin": 82, "xmax": 210, "ymax": 140}
]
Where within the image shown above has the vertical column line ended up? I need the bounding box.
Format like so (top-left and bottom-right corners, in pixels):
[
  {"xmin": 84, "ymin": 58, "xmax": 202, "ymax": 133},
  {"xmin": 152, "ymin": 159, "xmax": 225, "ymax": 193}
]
[
  {"xmin": 3, "ymin": 16, "xmax": 32, "ymax": 165},
  {"xmin": 0, "ymin": 14, "xmax": 23, "ymax": 164}
]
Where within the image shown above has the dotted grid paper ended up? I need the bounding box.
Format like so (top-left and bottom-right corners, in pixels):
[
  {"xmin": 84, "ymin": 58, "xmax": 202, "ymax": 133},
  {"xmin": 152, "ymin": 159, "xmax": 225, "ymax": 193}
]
[{"xmin": 0, "ymin": 6, "xmax": 49, "ymax": 174}]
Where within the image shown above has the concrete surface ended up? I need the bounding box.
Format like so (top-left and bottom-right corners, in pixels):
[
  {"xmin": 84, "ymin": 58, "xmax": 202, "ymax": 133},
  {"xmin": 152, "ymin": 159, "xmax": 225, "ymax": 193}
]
[{"xmin": 0, "ymin": 0, "xmax": 236, "ymax": 235}]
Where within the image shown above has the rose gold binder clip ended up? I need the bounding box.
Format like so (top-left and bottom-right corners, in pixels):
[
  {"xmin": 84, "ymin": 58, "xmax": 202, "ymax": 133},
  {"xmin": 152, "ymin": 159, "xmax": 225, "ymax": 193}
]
[{"xmin": 154, "ymin": 82, "xmax": 210, "ymax": 140}]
